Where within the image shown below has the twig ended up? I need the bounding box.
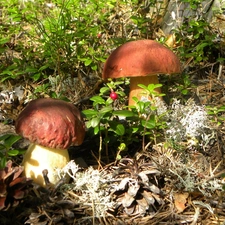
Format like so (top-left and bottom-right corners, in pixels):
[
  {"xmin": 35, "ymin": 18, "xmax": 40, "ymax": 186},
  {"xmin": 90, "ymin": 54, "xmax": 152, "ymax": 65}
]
[
  {"xmin": 217, "ymin": 63, "xmax": 223, "ymax": 80},
  {"xmin": 195, "ymin": 169, "xmax": 225, "ymax": 186},
  {"xmin": 91, "ymin": 150, "xmax": 103, "ymax": 170},
  {"xmin": 190, "ymin": 206, "xmax": 200, "ymax": 225},
  {"xmin": 92, "ymin": 198, "xmax": 96, "ymax": 225}
]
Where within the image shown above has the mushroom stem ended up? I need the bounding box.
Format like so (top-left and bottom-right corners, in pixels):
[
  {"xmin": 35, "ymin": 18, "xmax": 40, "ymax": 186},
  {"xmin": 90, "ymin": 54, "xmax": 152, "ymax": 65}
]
[
  {"xmin": 129, "ymin": 75, "xmax": 161, "ymax": 106},
  {"xmin": 22, "ymin": 144, "xmax": 69, "ymax": 187}
]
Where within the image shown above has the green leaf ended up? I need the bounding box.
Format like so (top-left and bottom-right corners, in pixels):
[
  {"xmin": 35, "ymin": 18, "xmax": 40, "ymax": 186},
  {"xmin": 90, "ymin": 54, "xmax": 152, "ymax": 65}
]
[
  {"xmin": 91, "ymin": 117, "xmax": 100, "ymax": 128},
  {"xmin": 0, "ymin": 134, "xmax": 11, "ymax": 142},
  {"xmin": 152, "ymin": 83, "xmax": 163, "ymax": 89},
  {"xmin": 138, "ymin": 84, "xmax": 148, "ymax": 90},
  {"xmin": 90, "ymin": 96, "xmax": 105, "ymax": 104},
  {"xmin": 109, "ymin": 122, "xmax": 125, "ymax": 136},
  {"xmin": 150, "ymin": 105, "xmax": 157, "ymax": 111},
  {"xmin": 217, "ymin": 106, "xmax": 225, "ymax": 112},
  {"xmin": 25, "ymin": 67, "xmax": 38, "ymax": 73},
  {"xmin": 91, "ymin": 64, "xmax": 97, "ymax": 70},
  {"xmin": 116, "ymin": 154, "xmax": 122, "ymax": 160},
  {"xmin": 4, "ymin": 134, "xmax": 22, "ymax": 149},
  {"xmin": 18, "ymin": 149, "xmax": 26, "ymax": 155},
  {"xmin": 39, "ymin": 64, "xmax": 50, "ymax": 71},
  {"xmin": 113, "ymin": 110, "xmax": 134, "ymax": 117},
  {"xmin": 147, "ymin": 83, "xmax": 162, "ymax": 91},
  {"xmin": 196, "ymin": 42, "xmax": 209, "ymax": 51},
  {"xmin": 85, "ymin": 120, "xmax": 92, "ymax": 129},
  {"xmin": 103, "ymin": 136, "xmax": 110, "ymax": 144},
  {"xmin": 94, "ymin": 56, "xmax": 105, "ymax": 62},
  {"xmin": 82, "ymin": 109, "xmax": 98, "ymax": 118},
  {"xmin": 0, "ymin": 38, "xmax": 10, "ymax": 45},
  {"xmin": 115, "ymin": 124, "xmax": 125, "ymax": 136},
  {"xmin": 106, "ymin": 97, "xmax": 113, "ymax": 105},
  {"xmin": 132, "ymin": 127, "xmax": 139, "ymax": 133},
  {"xmin": 8, "ymin": 149, "xmax": 19, "ymax": 156},
  {"xmin": 31, "ymin": 73, "xmax": 41, "ymax": 81},
  {"xmin": 181, "ymin": 89, "xmax": 188, "ymax": 95},
  {"xmin": 84, "ymin": 58, "xmax": 92, "ymax": 66},
  {"xmin": 141, "ymin": 116, "xmax": 156, "ymax": 129},
  {"xmin": 94, "ymin": 126, "xmax": 100, "ymax": 135},
  {"xmin": 132, "ymin": 96, "xmax": 138, "ymax": 103},
  {"xmin": 0, "ymin": 157, "xmax": 6, "ymax": 169},
  {"xmin": 118, "ymin": 143, "xmax": 127, "ymax": 151},
  {"xmin": 117, "ymin": 90, "xmax": 126, "ymax": 97},
  {"xmin": 99, "ymin": 106, "xmax": 113, "ymax": 115},
  {"xmin": 0, "ymin": 143, "xmax": 6, "ymax": 151},
  {"xmin": 0, "ymin": 70, "xmax": 14, "ymax": 77},
  {"xmin": 100, "ymin": 87, "xmax": 110, "ymax": 94},
  {"xmin": 137, "ymin": 101, "xmax": 145, "ymax": 114}
]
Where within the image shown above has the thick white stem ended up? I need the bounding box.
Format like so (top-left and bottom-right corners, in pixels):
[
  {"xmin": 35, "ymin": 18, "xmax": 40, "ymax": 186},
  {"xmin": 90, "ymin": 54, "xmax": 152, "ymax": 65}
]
[{"xmin": 22, "ymin": 144, "xmax": 69, "ymax": 187}]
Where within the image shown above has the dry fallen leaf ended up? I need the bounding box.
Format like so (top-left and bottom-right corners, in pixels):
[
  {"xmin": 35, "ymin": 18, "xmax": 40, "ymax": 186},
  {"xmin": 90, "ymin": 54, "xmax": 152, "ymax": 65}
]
[
  {"xmin": 174, "ymin": 192, "xmax": 189, "ymax": 213},
  {"xmin": 122, "ymin": 192, "xmax": 135, "ymax": 208}
]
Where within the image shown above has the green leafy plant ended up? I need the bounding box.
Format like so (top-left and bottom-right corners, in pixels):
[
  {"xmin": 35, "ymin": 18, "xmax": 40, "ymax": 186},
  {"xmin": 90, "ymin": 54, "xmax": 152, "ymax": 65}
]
[
  {"xmin": 82, "ymin": 82, "xmax": 167, "ymax": 163},
  {"xmin": 82, "ymin": 85, "xmax": 135, "ymax": 164},
  {"xmin": 0, "ymin": 134, "xmax": 24, "ymax": 169},
  {"xmin": 173, "ymin": 0, "xmax": 219, "ymax": 64},
  {"xmin": 206, "ymin": 105, "xmax": 225, "ymax": 126},
  {"xmin": 176, "ymin": 20, "xmax": 217, "ymax": 63},
  {"xmin": 131, "ymin": 83, "xmax": 168, "ymax": 145},
  {"xmin": 1, "ymin": 0, "xmax": 117, "ymax": 99},
  {"xmin": 130, "ymin": 0, "xmax": 166, "ymax": 39}
]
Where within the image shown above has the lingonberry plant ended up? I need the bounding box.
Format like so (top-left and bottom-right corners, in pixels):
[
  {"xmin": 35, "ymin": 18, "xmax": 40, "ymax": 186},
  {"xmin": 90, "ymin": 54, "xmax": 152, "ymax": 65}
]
[
  {"xmin": 82, "ymin": 81, "xmax": 168, "ymax": 163},
  {"xmin": 110, "ymin": 92, "xmax": 118, "ymax": 101}
]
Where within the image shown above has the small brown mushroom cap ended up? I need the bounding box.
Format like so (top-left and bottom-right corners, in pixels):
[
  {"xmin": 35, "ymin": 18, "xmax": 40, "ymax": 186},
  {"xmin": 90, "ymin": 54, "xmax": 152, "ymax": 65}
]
[
  {"xmin": 15, "ymin": 98, "xmax": 85, "ymax": 149},
  {"xmin": 102, "ymin": 39, "xmax": 181, "ymax": 79}
]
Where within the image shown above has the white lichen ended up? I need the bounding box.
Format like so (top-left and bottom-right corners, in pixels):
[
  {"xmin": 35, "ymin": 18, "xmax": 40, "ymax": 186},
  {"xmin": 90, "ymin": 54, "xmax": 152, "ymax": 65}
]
[
  {"xmin": 57, "ymin": 160, "xmax": 115, "ymax": 217},
  {"xmin": 165, "ymin": 98, "xmax": 212, "ymax": 144}
]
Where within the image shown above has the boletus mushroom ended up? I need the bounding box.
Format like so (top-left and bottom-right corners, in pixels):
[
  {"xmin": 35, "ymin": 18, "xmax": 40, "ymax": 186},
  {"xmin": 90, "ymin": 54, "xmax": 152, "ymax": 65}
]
[
  {"xmin": 15, "ymin": 98, "xmax": 85, "ymax": 187},
  {"xmin": 102, "ymin": 39, "xmax": 181, "ymax": 106}
]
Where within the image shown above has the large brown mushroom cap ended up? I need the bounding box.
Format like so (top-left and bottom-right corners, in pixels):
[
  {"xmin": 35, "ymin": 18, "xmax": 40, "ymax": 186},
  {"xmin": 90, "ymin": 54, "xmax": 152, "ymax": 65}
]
[
  {"xmin": 15, "ymin": 98, "xmax": 85, "ymax": 149},
  {"xmin": 102, "ymin": 39, "xmax": 181, "ymax": 79}
]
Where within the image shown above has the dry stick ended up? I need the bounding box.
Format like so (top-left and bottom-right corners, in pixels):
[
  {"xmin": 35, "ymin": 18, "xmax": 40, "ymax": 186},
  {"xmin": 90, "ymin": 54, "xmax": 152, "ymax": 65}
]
[
  {"xmin": 195, "ymin": 169, "xmax": 225, "ymax": 186},
  {"xmin": 142, "ymin": 110, "xmax": 152, "ymax": 152},
  {"xmin": 211, "ymin": 160, "xmax": 223, "ymax": 176},
  {"xmin": 98, "ymin": 133, "xmax": 103, "ymax": 169},
  {"xmin": 91, "ymin": 150, "xmax": 103, "ymax": 170},
  {"xmin": 105, "ymin": 128, "xmax": 109, "ymax": 164},
  {"xmin": 217, "ymin": 63, "xmax": 223, "ymax": 80},
  {"xmin": 92, "ymin": 198, "xmax": 95, "ymax": 225},
  {"xmin": 190, "ymin": 207, "xmax": 200, "ymax": 225},
  {"xmin": 43, "ymin": 210, "xmax": 52, "ymax": 223},
  {"xmin": 216, "ymin": 131, "xmax": 225, "ymax": 165}
]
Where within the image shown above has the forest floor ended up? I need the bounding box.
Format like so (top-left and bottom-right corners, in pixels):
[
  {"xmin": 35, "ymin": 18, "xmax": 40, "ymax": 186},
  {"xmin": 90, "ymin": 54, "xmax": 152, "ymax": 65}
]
[{"xmin": 0, "ymin": 67, "xmax": 225, "ymax": 225}]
